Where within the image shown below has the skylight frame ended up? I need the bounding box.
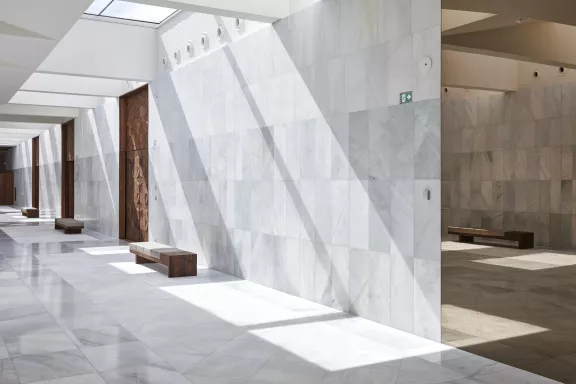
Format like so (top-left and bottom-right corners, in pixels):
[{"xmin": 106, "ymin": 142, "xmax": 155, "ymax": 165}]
[{"xmin": 84, "ymin": 0, "xmax": 178, "ymax": 26}]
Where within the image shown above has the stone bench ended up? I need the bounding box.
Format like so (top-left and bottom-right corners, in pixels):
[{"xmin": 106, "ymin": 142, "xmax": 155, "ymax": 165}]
[
  {"xmin": 448, "ymin": 226, "xmax": 534, "ymax": 249},
  {"xmin": 55, "ymin": 218, "xmax": 84, "ymax": 234},
  {"xmin": 129, "ymin": 242, "xmax": 197, "ymax": 278},
  {"xmin": 21, "ymin": 207, "xmax": 39, "ymax": 218}
]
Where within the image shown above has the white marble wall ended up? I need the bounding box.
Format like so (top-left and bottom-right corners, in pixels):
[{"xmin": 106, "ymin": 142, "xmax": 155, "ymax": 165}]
[
  {"xmin": 150, "ymin": 0, "xmax": 441, "ymax": 340},
  {"xmin": 9, "ymin": 141, "xmax": 32, "ymax": 208},
  {"xmin": 75, "ymin": 99, "xmax": 120, "ymax": 237},
  {"xmin": 39, "ymin": 127, "xmax": 62, "ymax": 217},
  {"xmin": 9, "ymin": 126, "xmax": 62, "ymax": 216}
]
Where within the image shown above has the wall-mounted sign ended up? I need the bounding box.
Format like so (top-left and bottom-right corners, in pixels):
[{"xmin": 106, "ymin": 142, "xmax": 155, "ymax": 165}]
[{"xmin": 400, "ymin": 91, "xmax": 413, "ymax": 104}]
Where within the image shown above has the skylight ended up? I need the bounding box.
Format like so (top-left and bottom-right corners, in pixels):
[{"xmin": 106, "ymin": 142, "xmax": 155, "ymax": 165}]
[{"xmin": 85, "ymin": 0, "xmax": 177, "ymax": 24}]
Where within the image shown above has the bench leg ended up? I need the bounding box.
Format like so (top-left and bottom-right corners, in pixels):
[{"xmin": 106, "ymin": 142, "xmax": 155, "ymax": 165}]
[
  {"xmin": 168, "ymin": 256, "xmax": 197, "ymax": 278},
  {"xmin": 135, "ymin": 255, "xmax": 153, "ymax": 265},
  {"xmin": 518, "ymin": 235, "xmax": 534, "ymax": 249},
  {"xmin": 459, "ymin": 235, "xmax": 474, "ymax": 243}
]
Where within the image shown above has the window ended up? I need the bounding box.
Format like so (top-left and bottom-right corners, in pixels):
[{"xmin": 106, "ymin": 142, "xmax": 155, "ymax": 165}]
[{"xmin": 85, "ymin": 0, "xmax": 177, "ymax": 24}]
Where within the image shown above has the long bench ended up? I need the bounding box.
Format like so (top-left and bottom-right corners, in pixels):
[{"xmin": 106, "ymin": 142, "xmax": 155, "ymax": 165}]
[
  {"xmin": 129, "ymin": 242, "xmax": 197, "ymax": 278},
  {"xmin": 448, "ymin": 226, "xmax": 534, "ymax": 249},
  {"xmin": 55, "ymin": 218, "xmax": 84, "ymax": 234},
  {"xmin": 21, "ymin": 207, "xmax": 39, "ymax": 218}
]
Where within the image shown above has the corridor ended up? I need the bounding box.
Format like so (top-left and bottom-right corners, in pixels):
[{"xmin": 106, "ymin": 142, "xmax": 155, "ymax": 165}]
[{"xmin": 0, "ymin": 207, "xmax": 560, "ymax": 384}]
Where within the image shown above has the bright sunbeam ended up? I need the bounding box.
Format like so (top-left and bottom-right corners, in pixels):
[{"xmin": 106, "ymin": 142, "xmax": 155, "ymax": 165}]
[
  {"xmin": 160, "ymin": 281, "xmax": 340, "ymax": 327},
  {"xmin": 109, "ymin": 262, "xmax": 157, "ymax": 275},
  {"xmin": 81, "ymin": 246, "xmax": 130, "ymax": 255}
]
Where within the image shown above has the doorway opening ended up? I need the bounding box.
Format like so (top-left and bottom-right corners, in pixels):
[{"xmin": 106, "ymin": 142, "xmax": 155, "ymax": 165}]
[
  {"xmin": 61, "ymin": 120, "xmax": 75, "ymax": 218},
  {"xmin": 119, "ymin": 85, "xmax": 149, "ymax": 242}
]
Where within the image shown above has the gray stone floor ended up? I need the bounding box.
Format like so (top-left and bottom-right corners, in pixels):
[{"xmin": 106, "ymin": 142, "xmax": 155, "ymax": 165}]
[
  {"xmin": 443, "ymin": 240, "xmax": 576, "ymax": 383},
  {"xmin": 0, "ymin": 207, "xmax": 561, "ymax": 383}
]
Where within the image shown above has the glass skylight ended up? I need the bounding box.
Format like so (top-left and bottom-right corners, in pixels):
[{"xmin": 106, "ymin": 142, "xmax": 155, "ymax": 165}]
[{"xmin": 85, "ymin": 0, "xmax": 177, "ymax": 24}]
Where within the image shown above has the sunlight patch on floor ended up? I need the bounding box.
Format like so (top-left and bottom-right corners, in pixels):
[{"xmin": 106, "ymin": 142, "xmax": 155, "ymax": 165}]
[{"xmin": 109, "ymin": 262, "xmax": 157, "ymax": 275}]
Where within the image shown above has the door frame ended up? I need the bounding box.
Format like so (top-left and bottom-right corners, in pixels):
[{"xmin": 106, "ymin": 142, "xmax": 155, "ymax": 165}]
[
  {"xmin": 118, "ymin": 85, "xmax": 149, "ymax": 240},
  {"xmin": 32, "ymin": 136, "xmax": 39, "ymax": 209},
  {"xmin": 61, "ymin": 120, "xmax": 75, "ymax": 218}
]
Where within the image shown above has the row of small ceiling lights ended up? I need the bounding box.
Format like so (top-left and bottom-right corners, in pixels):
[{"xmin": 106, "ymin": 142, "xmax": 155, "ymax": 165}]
[{"xmin": 162, "ymin": 18, "xmax": 245, "ymax": 69}]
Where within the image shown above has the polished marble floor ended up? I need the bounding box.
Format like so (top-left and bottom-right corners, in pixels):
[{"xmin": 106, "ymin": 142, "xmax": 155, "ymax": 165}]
[
  {"xmin": 442, "ymin": 240, "xmax": 576, "ymax": 383},
  {"xmin": 0, "ymin": 207, "xmax": 560, "ymax": 383}
]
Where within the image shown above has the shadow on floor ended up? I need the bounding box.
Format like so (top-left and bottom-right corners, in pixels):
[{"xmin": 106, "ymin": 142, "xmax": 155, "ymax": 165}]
[{"xmin": 442, "ymin": 240, "xmax": 576, "ymax": 383}]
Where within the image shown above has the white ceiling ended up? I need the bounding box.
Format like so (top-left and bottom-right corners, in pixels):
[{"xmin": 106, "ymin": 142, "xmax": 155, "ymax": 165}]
[{"xmin": 0, "ymin": 0, "xmax": 290, "ymax": 147}]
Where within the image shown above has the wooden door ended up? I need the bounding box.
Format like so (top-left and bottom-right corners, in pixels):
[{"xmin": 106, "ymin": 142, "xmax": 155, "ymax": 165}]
[
  {"xmin": 61, "ymin": 120, "xmax": 75, "ymax": 218},
  {"xmin": 119, "ymin": 85, "xmax": 149, "ymax": 242},
  {"xmin": 32, "ymin": 136, "xmax": 39, "ymax": 209},
  {"xmin": 0, "ymin": 173, "xmax": 14, "ymax": 205}
]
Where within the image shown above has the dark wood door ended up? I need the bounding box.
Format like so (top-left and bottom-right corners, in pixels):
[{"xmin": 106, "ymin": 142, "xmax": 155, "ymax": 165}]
[
  {"xmin": 125, "ymin": 150, "xmax": 148, "ymax": 242},
  {"xmin": 120, "ymin": 85, "xmax": 149, "ymax": 242},
  {"xmin": 0, "ymin": 173, "xmax": 14, "ymax": 205},
  {"xmin": 61, "ymin": 120, "xmax": 75, "ymax": 218},
  {"xmin": 32, "ymin": 136, "xmax": 39, "ymax": 209}
]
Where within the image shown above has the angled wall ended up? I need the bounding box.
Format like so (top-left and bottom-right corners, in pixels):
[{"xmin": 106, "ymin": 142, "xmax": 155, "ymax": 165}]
[
  {"xmin": 9, "ymin": 141, "xmax": 33, "ymax": 208},
  {"xmin": 149, "ymin": 0, "xmax": 441, "ymax": 339},
  {"xmin": 8, "ymin": 126, "xmax": 61, "ymax": 216},
  {"xmin": 75, "ymin": 99, "xmax": 120, "ymax": 237}
]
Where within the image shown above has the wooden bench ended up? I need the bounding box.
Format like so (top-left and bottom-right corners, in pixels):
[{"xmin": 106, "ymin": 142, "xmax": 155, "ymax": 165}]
[
  {"xmin": 129, "ymin": 242, "xmax": 197, "ymax": 278},
  {"xmin": 448, "ymin": 226, "xmax": 534, "ymax": 249},
  {"xmin": 55, "ymin": 218, "xmax": 84, "ymax": 234},
  {"xmin": 21, "ymin": 207, "xmax": 39, "ymax": 218}
]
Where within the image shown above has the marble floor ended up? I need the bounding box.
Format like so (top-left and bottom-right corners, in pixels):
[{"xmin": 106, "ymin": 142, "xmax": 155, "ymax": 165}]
[
  {"xmin": 442, "ymin": 240, "xmax": 576, "ymax": 383},
  {"xmin": 0, "ymin": 207, "xmax": 560, "ymax": 384}
]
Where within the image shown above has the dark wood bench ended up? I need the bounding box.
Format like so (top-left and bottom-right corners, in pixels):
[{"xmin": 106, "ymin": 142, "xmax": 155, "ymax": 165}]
[
  {"xmin": 55, "ymin": 218, "xmax": 84, "ymax": 234},
  {"xmin": 129, "ymin": 242, "xmax": 197, "ymax": 278},
  {"xmin": 448, "ymin": 226, "xmax": 534, "ymax": 249},
  {"xmin": 21, "ymin": 207, "xmax": 39, "ymax": 218}
]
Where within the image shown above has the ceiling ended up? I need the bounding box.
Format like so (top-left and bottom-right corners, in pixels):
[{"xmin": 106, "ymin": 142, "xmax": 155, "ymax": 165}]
[{"xmin": 442, "ymin": 0, "xmax": 576, "ymax": 93}]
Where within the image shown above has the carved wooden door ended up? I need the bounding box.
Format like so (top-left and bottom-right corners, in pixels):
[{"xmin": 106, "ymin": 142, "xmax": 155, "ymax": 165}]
[
  {"xmin": 125, "ymin": 150, "xmax": 148, "ymax": 242},
  {"xmin": 122, "ymin": 85, "xmax": 149, "ymax": 242}
]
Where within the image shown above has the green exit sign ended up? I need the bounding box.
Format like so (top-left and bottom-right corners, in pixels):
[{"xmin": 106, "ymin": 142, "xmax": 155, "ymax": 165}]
[{"xmin": 400, "ymin": 91, "xmax": 413, "ymax": 104}]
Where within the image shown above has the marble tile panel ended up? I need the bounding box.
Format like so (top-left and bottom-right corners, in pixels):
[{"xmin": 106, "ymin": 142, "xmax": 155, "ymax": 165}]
[
  {"xmin": 81, "ymin": 341, "xmax": 163, "ymax": 372},
  {"xmin": 330, "ymin": 245, "xmax": 349, "ymax": 312},
  {"xmin": 186, "ymin": 355, "xmax": 267, "ymax": 382},
  {"xmin": 331, "ymin": 180, "xmax": 350, "ymax": 247},
  {"xmin": 330, "ymin": 114, "xmax": 350, "ymax": 181},
  {"xmin": 102, "ymin": 362, "xmax": 191, "ymax": 384},
  {"xmin": 349, "ymin": 111, "xmax": 370, "ymax": 181},
  {"xmin": 415, "ymin": 99, "xmax": 441, "ymax": 179},
  {"xmin": 69, "ymin": 325, "xmax": 137, "ymax": 348},
  {"xmin": 369, "ymin": 180, "xmax": 391, "ymax": 253},
  {"xmin": 531, "ymin": 84, "xmax": 562, "ymax": 120},
  {"xmin": 413, "ymin": 26, "xmax": 441, "ymax": 102},
  {"xmin": 415, "ymin": 179, "xmax": 441, "ymax": 262},
  {"xmin": 350, "ymin": 180, "xmax": 369, "ymax": 250},
  {"xmin": 13, "ymin": 350, "xmax": 95, "ymax": 384},
  {"xmin": 5, "ymin": 330, "xmax": 77, "ymax": 357},
  {"xmin": 387, "ymin": 35, "xmax": 414, "ymax": 107},
  {"xmin": 369, "ymin": 107, "xmax": 391, "ymax": 181},
  {"xmin": 340, "ymin": 0, "xmax": 378, "ymax": 54}
]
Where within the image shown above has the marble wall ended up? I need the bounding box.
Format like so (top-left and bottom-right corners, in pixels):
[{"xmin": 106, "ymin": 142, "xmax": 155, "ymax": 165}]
[
  {"xmin": 150, "ymin": 0, "xmax": 441, "ymax": 340},
  {"xmin": 9, "ymin": 127, "xmax": 61, "ymax": 216},
  {"xmin": 9, "ymin": 141, "xmax": 32, "ymax": 208},
  {"xmin": 442, "ymin": 83, "xmax": 576, "ymax": 248},
  {"xmin": 75, "ymin": 99, "xmax": 120, "ymax": 237},
  {"xmin": 39, "ymin": 127, "xmax": 62, "ymax": 217}
]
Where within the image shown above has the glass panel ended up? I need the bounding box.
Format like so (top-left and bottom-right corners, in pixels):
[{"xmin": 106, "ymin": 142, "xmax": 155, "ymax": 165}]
[
  {"xmin": 101, "ymin": 1, "xmax": 176, "ymax": 23},
  {"xmin": 85, "ymin": 0, "xmax": 113, "ymax": 15}
]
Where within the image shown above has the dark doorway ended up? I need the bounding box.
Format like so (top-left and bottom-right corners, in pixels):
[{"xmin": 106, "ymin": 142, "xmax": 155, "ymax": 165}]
[
  {"xmin": 32, "ymin": 136, "xmax": 39, "ymax": 210},
  {"xmin": 0, "ymin": 172, "xmax": 14, "ymax": 205},
  {"xmin": 119, "ymin": 85, "xmax": 149, "ymax": 242},
  {"xmin": 61, "ymin": 120, "xmax": 75, "ymax": 218}
]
